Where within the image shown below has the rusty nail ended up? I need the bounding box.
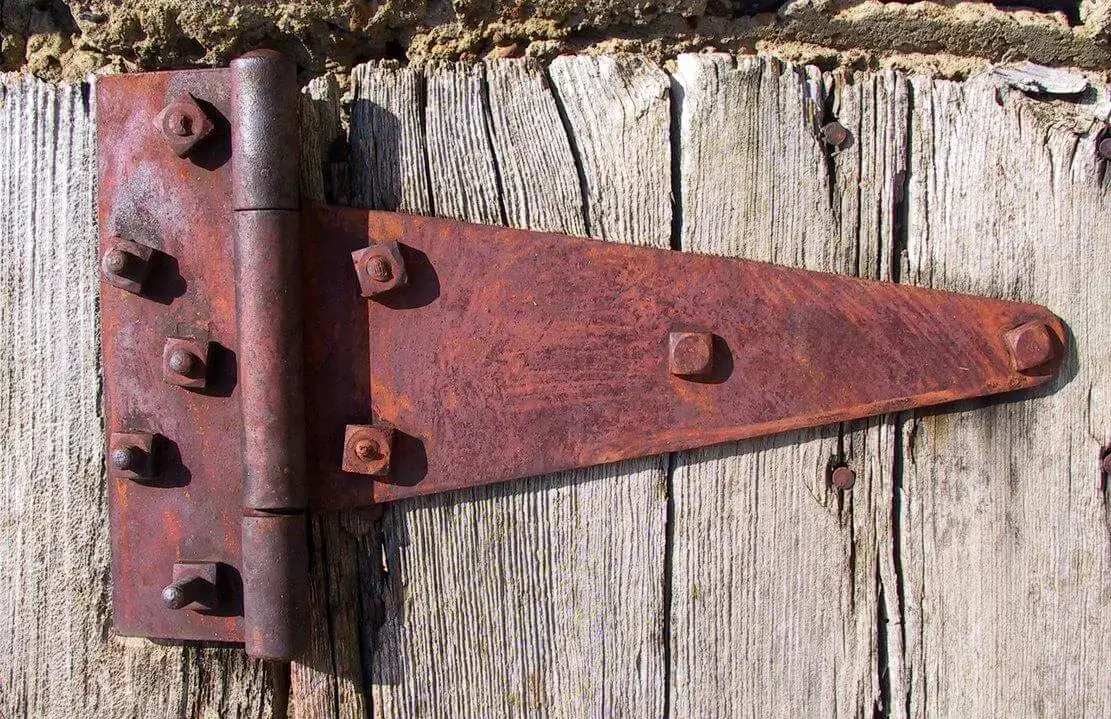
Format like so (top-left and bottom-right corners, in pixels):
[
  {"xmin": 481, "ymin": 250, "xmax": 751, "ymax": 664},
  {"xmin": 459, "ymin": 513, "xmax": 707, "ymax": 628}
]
[
  {"xmin": 168, "ymin": 348, "xmax": 198, "ymax": 376},
  {"xmin": 355, "ymin": 438, "xmax": 381, "ymax": 461},
  {"xmin": 165, "ymin": 111, "xmax": 192, "ymax": 137},
  {"xmin": 367, "ymin": 256, "xmax": 393, "ymax": 282},
  {"xmin": 669, "ymin": 331, "xmax": 714, "ymax": 378},
  {"xmin": 102, "ymin": 238, "xmax": 154, "ymax": 294},
  {"xmin": 1003, "ymin": 321, "xmax": 1060, "ymax": 374},
  {"xmin": 1097, "ymin": 137, "xmax": 1111, "ymax": 161},
  {"xmin": 821, "ymin": 121, "xmax": 850, "ymax": 147},
  {"xmin": 832, "ymin": 465, "xmax": 856, "ymax": 490},
  {"xmin": 111, "ymin": 445, "xmax": 140, "ymax": 471}
]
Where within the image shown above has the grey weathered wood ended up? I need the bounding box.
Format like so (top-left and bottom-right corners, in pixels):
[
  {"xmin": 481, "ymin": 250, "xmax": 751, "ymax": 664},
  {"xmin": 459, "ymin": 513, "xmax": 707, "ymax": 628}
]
[
  {"xmin": 0, "ymin": 77, "xmax": 272, "ymax": 719},
  {"xmin": 900, "ymin": 76, "xmax": 1111, "ymax": 718},
  {"xmin": 669, "ymin": 54, "xmax": 906, "ymax": 716}
]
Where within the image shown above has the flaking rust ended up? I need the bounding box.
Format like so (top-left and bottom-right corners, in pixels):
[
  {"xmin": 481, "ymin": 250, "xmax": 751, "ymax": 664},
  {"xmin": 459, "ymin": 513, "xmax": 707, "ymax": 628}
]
[{"xmin": 98, "ymin": 55, "xmax": 1068, "ymax": 658}]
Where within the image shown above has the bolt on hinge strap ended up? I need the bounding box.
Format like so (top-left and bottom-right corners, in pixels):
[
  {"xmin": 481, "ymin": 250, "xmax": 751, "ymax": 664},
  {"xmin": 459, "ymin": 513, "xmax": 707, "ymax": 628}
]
[{"xmin": 230, "ymin": 50, "xmax": 309, "ymax": 661}]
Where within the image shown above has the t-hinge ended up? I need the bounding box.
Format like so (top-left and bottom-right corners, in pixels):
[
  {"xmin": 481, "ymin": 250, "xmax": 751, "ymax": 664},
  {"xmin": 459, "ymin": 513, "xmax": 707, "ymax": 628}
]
[{"xmin": 97, "ymin": 52, "xmax": 1066, "ymax": 660}]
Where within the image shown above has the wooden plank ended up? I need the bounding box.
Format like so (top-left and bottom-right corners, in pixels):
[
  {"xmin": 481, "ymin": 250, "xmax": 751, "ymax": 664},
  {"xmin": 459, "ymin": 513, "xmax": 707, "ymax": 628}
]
[
  {"xmin": 669, "ymin": 54, "xmax": 907, "ymax": 716},
  {"xmin": 325, "ymin": 58, "xmax": 671, "ymax": 718},
  {"xmin": 0, "ymin": 77, "xmax": 271, "ymax": 718},
  {"xmin": 900, "ymin": 75, "xmax": 1111, "ymax": 717}
]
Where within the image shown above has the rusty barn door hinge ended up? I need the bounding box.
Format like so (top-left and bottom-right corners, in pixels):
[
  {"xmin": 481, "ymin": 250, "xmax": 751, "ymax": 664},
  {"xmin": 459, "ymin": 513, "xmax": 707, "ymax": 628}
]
[{"xmin": 97, "ymin": 52, "xmax": 1066, "ymax": 660}]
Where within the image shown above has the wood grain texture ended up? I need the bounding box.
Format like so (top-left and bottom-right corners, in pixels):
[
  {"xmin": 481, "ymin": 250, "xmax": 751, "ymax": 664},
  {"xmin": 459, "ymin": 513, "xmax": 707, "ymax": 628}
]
[
  {"xmin": 669, "ymin": 54, "xmax": 906, "ymax": 717},
  {"xmin": 0, "ymin": 77, "xmax": 271, "ymax": 719},
  {"xmin": 900, "ymin": 75, "xmax": 1111, "ymax": 718}
]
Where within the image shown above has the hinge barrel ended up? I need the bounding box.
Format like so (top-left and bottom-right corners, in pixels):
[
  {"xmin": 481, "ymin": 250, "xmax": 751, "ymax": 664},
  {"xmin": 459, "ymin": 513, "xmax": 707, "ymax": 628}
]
[{"xmin": 231, "ymin": 50, "xmax": 309, "ymax": 660}]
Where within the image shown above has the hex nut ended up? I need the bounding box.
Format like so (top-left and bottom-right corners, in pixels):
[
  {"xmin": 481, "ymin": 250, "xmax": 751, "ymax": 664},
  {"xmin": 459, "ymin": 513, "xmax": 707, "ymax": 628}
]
[
  {"xmin": 163, "ymin": 337, "xmax": 211, "ymax": 390},
  {"xmin": 152, "ymin": 93, "xmax": 216, "ymax": 158},
  {"xmin": 101, "ymin": 237, "xmax": 154, "ymax": 295},
  {"xmin": 109, "ymin": 431, "xmax": 155, "ymax": 481},
  {"xmin": 669, "ymin": 331, "xmax": 715, "ymax": 378},
  {"xmin": 352, "ymin": 242, "xmax": 408, "ymax": 298},
  {"xmin": 341, "ymin": 424, "xmax": 395, "ymax": 475},
  {"xmin": 1003, "ymin": 321, "xmax": 1060, "ymax": 374}
]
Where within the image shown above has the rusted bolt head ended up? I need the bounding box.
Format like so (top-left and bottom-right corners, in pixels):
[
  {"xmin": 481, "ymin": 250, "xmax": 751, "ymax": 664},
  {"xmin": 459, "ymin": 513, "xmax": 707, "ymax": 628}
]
[
  {"xmin": 366, "ymin": 256, "xmax": 393, "ymax": 282},
  {"xmin": 1003, "ymin": 321, "xmax": 1060, "ymax": 374},
  {"xmin": 112, "ymin": 445, "xmax": 139, "ymax": 471},
  {"xmin": 103, "ymin": 247, "xmax": 134, "ymax": 276},
  {"xmin": 162, "ymin": 583, "xmax": 190, "ymax": 610},
  {"xmin": 164, "ymin": 562, "xmax": 220, "ymax": 612},
  {"xmin": 1097, "ymin": 137, "xmax": 1111, "ymax": 161},
  {"xmin": 342, "ymin": 424, "xmax": 395, "ymax": 475},
  {"xmin": 152, "ymin": 93, "xmax": 215, "ymax": 158},
  {"xmin": 352, "ymin": 242, "xmax": 408, "ymax": 299},
  {"xmin": 820, "ymin": 121, "xmax": 850, "ymax": 147},
  {"xmin": 163, "ymin": 337, "xmax": 211, "ymax": 390},
  {"xmin": 164, "ymin": 111, "xmax": 193, "ymax": 137},
  {"xmin": 109, "ymin": 431, "xmax": 155, "ymax": 480},
  {"xmin": 168, "ymin": 348, "xmax": 198, "ymax": 376},
  {"xmin": 101, "ymin": 237, "xmax": 154, "ymax": 294},
  {"xmin": 832, "ymin": 465, "xmax": 856, "ymax": 490},
  {"xmin": 669, "ymin": 331, "xmax": 714, "ymax": 378},
  {"xmin": 355, "ymin": 438, "xmax": 382, "ymax": 461}
]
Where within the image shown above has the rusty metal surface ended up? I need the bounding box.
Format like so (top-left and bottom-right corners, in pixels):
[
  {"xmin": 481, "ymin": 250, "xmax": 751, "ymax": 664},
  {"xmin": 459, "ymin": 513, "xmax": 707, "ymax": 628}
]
[
  {"xmin": 234, "ymin": 210, "xmax": 307, "ymax": 510},
  {"xmin": 308, "ymin": 209, "xmax": 1066, "ymax": 504},
  {"xmin": 99, "ymin": 68, "xmax": 244, "ymax": 643},
  {"xmin": 241, "ymin": 513, "xmax": 308, "ymax": 659},
  {"xmin": 230, "ymin": 50, "xmax": 299, "ymax": 211}
]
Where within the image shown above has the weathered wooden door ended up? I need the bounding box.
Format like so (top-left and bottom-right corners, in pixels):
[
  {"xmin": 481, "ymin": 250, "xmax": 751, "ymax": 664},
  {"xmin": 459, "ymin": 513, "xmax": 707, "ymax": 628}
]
[{"xmin": 2, "ymin": 54, "xmax": 1108, "ymax": 717}]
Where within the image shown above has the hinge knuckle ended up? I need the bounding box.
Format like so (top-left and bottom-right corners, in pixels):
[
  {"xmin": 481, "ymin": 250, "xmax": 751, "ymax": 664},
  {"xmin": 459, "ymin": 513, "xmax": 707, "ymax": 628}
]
[{"xmin": 230, "ymin": 52, "xmax": 308, "ymax": 660}]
